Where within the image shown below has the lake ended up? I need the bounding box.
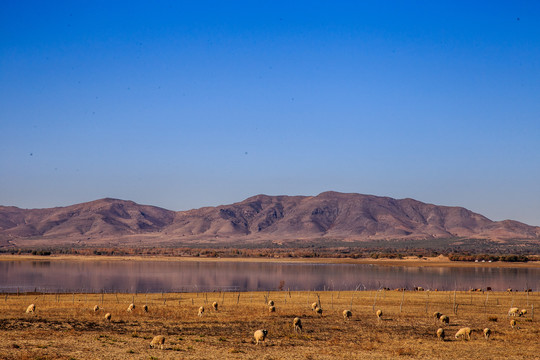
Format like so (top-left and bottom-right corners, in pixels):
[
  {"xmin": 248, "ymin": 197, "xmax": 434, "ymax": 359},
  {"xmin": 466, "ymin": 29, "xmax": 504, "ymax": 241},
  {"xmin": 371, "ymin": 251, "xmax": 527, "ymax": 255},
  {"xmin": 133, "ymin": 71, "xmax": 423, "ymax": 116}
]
[{"xmin": 0, "ymin": 259, "xmax": 538, "ymax": 293}]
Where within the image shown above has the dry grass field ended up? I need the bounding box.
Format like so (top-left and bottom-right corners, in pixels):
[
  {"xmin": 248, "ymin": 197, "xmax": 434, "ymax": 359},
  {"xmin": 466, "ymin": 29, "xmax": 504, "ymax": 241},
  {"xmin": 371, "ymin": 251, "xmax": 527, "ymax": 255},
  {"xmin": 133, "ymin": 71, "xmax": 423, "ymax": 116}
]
[{"xmin": 0, "ymin": 290, "xmax": 538, "ymax": 359}]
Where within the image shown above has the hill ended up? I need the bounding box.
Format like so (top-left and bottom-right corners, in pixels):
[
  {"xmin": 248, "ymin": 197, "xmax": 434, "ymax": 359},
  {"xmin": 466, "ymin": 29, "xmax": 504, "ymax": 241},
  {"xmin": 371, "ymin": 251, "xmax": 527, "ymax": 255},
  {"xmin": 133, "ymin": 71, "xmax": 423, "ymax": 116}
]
[{"xmin": 1, "ymin": 192, "xmax": 539, "ymax": 248}]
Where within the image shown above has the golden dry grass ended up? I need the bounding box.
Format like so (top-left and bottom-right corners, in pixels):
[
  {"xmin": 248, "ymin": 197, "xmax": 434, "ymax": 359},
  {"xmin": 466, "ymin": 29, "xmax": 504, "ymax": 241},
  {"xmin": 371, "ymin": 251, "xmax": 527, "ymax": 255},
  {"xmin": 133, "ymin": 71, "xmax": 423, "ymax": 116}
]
[{"xmin": 0, "ymin": 290, "xmax": 538, "ymax": 359}]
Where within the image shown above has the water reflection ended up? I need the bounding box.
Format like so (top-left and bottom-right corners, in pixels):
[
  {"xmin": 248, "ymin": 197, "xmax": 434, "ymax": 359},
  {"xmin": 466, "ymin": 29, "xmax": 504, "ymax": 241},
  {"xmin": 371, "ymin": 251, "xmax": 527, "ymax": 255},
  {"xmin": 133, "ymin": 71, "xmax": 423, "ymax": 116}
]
[{"xmin": 0, "ymin": 260, "xmax": 538, "ymax": 293}]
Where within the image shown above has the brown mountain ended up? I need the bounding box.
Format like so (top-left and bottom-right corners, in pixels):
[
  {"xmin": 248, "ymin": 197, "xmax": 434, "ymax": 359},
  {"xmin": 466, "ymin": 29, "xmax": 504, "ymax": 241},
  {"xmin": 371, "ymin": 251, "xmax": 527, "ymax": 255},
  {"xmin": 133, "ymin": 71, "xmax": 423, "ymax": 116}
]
[
  {"xmin": 0, "ymin": 198, "xmax": 175, "ymax": 247},
  {"xmin": 1, "ymin": 192, "xmax": 539, "ymax": 247}
]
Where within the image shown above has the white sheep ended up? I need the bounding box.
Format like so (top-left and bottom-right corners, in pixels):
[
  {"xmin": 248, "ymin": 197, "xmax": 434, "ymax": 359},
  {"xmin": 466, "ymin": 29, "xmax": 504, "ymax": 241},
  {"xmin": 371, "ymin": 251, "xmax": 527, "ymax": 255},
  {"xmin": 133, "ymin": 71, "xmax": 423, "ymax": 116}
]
[
  {"xmin": 150, "ymin": 335, "xmax": 165, "ymax": 349},
  {"xmin": 314, "ymin": 306, "xmax": 323, "ymax": 317},
  {"xmin": 212, "ymin": 301, "xmax": 218, "ymax": 311},
  {"xmin": 508, "ymin": 307, "xmax": 519, "ymax": 316},
  {"xmin": 127, "ymin": 303, "xmax": 135, "ymax": 312},
  {"xmin": 455, "ymin": 327, "xmax": 471, "ymax": 340},
  {"xmin": 343, "ymin": 309, "xmax": 352, "ymax": 321},
  {"xmin": 268, "ymin": 300, "xmax": 274, "ymax": 306},
  {"xmin": 254, "ymin": 329, "xmax": 268, "ymax": 345},
  {"xmin": 483, "ymin": 328, "xmax": 491, "ymax": 340},
  {"xmin": 433, "ymin": 311, "xmax": 442, "ymax": 319},
  {"xmin": 25, "ymin": 304, "xmax": 35, "ymax": 313},
  {"xmin": 104, "ymin": 313, "xmax": 111, "ymax": 321},
  {"xmin": 519, "ymin": 309, "xmax": 527, "ymax": 317},
  {"xmin": 439, "ymin": 314, "xmax": 449, "ymax": 325},
  {"xmin": 311, "ymin": 302, "xmax": 318, "ymax": 311},
  {"xmin": 143, "ymin": 305, "xmax": 148, "ymax": 312},
  {"xmin": 436, "ymin": 328, "xmax": 445, "ymax": 341},
  {"xmin": 93, "ymin": 305, "xmax": 100, "ymax": 312},
  {"xmin": 376, "ymin": 309, "xmax": 383, "ymax": 321},
  {"xmin": 269, "ymin": 305, "xmax": 276, "ymax": 313},
  {"xmin": 293, "ymin": 317, "xmax": 302, "ymax": 333},
  {"xmin": 198, "ymin": 306, "xmax": 205, "ymax": 317}
]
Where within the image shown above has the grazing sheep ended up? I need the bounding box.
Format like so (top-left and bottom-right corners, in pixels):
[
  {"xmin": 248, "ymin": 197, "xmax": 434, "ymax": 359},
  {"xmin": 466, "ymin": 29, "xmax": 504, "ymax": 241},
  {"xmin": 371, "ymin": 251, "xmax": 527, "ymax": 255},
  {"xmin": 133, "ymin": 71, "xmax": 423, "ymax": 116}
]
[
  {"xmin": 25, "ymin": 304, "xmax": 35, "ymax": 313},
  {"xmin": 293, "ymin": 317, "xmax": 302, "ymax": 333},
  {"xmin": 127, "ymin": 303, "xmax": 135, "ymax": 312},
  {"xmin": 433, "ymin": 311, "xmax": 442, "ymax": 320},
  {"xmin": 143, "ymin": 305, "xmax": 148, "ymax": 312},
  {"xmin": 198, "ymin": 306, "xmax": 205, "ymax": 317},
  {"xmin": 150, "ymin": 335, "xmax": 165, "ymax": 349},
  {"xmin": 269, "ymin": 305, "xmax": 276, "ymax": 313},
  {"xmin": 268, "ymin": 300, "xmax": 274, "ymax": 306},
  {"xmin": 212, "ymin": 301, "xmax": 218, "ymax": 311},
  {"xmin": 455, "ymin": 327, "xmax": 471, "ymax": 340},
  {"xmin": 510, "ymin": 319, "xmax": 517, "ymax": 329},
  {"xmin": 104, "ymin": 313, "xmax": 111, "ymax": 321},
  {"xmin": 439, "ymin": 315, "xmax": 449, "ymax": 325},
  {"xmin": 93, "ymin": 305, "xmax": 100, "ymax": 312},
  {"xmin": 519, "ymin": 309, "xmax": 527, "ymax": 317},
  {"xmin": 314, "ymin": 307, "xmax": 323, "ymax": 317},
  {"xmin": 376, "ymin": 309, "xmax": 383, "ymax": 320},
  {"xmin": 254, "ymin": 329, "xmax": 268, "ymax": 345},
  {"xmin": 508, "ymin": 307, "xmax": 519, "ymax": 316},
  {"xmin": 343, "ymin": 309, "xmax": 352, "ymax": 321},
  {"xmin": 483, "ymin": 328, "xmax": 491, "ymax": 340},
  {"xmin": 311, "ymin": 302, "xmax": 318, "ymax": 311},
  {"xmin": 436, "ymin": 328, "xmax": 445, "ymax": 341}
]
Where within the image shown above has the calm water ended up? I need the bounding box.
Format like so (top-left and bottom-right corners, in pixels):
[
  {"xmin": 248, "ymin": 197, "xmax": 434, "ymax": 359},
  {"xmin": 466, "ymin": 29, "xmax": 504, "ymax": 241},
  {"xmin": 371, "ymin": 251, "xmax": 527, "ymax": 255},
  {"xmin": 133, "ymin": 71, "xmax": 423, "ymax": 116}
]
[{"xmin": 0, "ymin": 260, "xmax": 538, "ymax": 293}]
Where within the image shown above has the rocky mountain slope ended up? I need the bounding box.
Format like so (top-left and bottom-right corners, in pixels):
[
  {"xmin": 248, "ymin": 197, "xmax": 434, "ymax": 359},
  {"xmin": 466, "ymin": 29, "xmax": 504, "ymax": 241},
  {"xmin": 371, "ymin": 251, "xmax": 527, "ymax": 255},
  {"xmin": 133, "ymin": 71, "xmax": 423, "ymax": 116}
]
[{"xmin": 1, "ymin": 192, "xmax": 539, "ymax": 247}]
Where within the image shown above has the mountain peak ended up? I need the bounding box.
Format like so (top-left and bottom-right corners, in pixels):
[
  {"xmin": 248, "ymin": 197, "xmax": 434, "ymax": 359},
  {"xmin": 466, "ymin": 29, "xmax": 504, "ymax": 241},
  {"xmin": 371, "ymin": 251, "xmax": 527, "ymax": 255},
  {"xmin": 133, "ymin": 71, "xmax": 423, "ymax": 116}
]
[{"xmin": 1, "ymin": 192, "xmax": 538, "ymax": 248}]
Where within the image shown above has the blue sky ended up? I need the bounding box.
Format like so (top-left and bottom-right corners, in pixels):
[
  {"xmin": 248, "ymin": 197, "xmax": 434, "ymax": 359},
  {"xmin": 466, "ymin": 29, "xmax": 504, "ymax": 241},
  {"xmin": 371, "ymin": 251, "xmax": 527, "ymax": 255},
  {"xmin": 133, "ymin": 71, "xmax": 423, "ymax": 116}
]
[{"xmin": 1, "ymin": 1, "xmax": 540, "ymax": 225}]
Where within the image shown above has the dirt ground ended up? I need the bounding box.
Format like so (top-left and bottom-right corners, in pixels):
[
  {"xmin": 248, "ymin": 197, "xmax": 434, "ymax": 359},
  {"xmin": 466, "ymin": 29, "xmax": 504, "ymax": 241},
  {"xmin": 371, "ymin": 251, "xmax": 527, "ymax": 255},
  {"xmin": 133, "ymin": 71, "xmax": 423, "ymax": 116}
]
[{"xmin": 0, "ymin": 290, "xmax": 538, "ymax": 359}]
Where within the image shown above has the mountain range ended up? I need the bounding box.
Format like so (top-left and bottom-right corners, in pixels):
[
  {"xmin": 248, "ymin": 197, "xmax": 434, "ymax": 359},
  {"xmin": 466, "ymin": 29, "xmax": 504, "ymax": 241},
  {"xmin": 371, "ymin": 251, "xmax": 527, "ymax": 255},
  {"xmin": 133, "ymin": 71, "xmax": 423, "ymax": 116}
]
[{"xmin": 1, "ymin": 191, "xmax": 539, "ymax": 248}]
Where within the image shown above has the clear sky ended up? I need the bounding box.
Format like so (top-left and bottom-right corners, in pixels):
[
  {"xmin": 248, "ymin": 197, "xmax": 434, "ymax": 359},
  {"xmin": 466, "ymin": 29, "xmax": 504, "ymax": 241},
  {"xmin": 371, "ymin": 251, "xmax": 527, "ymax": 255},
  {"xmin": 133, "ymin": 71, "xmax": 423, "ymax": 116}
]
[{"xmin": 1, "ymin": 1, "xmax": 539, "ymax": 225}]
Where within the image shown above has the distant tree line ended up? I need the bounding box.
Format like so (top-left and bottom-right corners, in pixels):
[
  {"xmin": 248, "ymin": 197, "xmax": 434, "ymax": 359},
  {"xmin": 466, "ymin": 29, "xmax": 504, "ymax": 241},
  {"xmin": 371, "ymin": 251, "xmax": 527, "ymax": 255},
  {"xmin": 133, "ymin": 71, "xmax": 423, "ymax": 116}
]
[{"xmin": 1, "ymin": 246, "xmax": 538, "ymax": 262}]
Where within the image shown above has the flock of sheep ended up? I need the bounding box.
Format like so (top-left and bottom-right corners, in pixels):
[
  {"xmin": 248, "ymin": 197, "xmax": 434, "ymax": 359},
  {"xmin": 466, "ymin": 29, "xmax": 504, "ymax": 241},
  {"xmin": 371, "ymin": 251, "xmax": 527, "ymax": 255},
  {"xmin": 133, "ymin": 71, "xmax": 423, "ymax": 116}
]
[
  {"xmin": 433, "ymin": 305, "xmax": 529, "ymax": 341},
  {"xmin": 22, "ymin": 294, "xmax": 531, "ymax": 349}
]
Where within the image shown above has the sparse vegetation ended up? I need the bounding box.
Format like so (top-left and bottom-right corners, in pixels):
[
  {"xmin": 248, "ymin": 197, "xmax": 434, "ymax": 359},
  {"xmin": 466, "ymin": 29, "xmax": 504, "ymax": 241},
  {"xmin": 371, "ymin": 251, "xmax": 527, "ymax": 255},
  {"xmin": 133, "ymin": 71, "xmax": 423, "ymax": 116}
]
[{"xmin": 0, "ymin": 290, "xmax": 537, "ymax": 359}]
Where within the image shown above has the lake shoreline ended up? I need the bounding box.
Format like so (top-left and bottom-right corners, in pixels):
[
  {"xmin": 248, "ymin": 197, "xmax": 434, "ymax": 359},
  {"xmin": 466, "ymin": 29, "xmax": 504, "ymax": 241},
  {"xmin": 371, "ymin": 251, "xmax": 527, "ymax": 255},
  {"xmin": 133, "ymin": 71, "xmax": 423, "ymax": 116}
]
[{"xmin": 1, "ymin": 254, "xmax": 539, "ymax": 268}]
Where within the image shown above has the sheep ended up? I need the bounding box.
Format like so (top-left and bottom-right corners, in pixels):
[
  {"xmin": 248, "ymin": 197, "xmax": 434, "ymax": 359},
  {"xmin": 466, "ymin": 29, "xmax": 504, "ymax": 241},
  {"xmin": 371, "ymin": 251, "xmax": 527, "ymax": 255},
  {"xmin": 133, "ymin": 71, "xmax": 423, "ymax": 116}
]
[
  {"xmin": 127, "ymin": 303, "xmax": 135, "ymax": 312},
  {"xmin": 508, "ymin": 307, "xmax": 519, "ymax": 316},
  {"xmin": 143, "ymin": 305, "xmax": 148, "ymax": 312},
  {"xmin": 439, "ymin": 314, "xmax": 449, "ymax": 325},
  {"xmin": 376, "ymin": 309, "xmax": 383, "ymax": 321},
  {"xmin": 198, "ymin": 306, "xmax": 205, "ymax": 317},
  {"xmin": 149, "ymin": 335, "xmax": 165, "ymax": 349},
  {"xmin": 104, "ymin": 313, "xmax": 111, "ymax": 321},
  {"xmin": 254, "ymin": 329, "xmax": 268, "ymax": 345},
  {"xmin": 25, "ymin": 304, "xmax": 35, "ymax": 313},
  {"xmin": 483, "ymin": 328, "xmax": 491, "ymax": 340},
  {"xmin": 455, "ymin": 327, "xmax": 471, "ymax": 340},
  {"xmin": 433, "ymin": 311, "xmax": 442, "ymax": 320},
  {"xmin": 510, "ymin": 319, "xmax": 517, "ymax": 329},
  {"xmin": 519, "ymin": 309, "xmax": 527, "ymax": 317},
  {"xmin": 436, "ymin": 328, "xmax": 445, "ymax": 341},
  {"xmin": 343, "ymin": 309, "xmax": 352, "ymax": 321},
  {"xmin": 212, "ymin": 301, "xmax": 218, "ymax": 311},
  {"xmin": 268, "ymin": 300, "xmax": 274, "ymax": 306},
  {"xmin": 311, "ymin": 302, "xmax": 318, "ymax": 311},
  {"xmin": 293, "ymin": 317, "xmax": 302, "ymax": 333},
  {"xmin": 93, "ymin": 305, "xmax": 100, "ymax": 312},
  {"xmin": 269, "ymin": 305, "xmax": 276, "ymax": 313},
  {"xmin": 314, "ymin": 306, "xmax": 323, "ymax": 317}
]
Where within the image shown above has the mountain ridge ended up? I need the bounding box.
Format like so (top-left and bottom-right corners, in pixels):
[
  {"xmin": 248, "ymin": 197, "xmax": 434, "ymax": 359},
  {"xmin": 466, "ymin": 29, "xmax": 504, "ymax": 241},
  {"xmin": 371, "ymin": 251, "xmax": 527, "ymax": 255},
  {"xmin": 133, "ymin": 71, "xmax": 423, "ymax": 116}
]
[{"xmin": 1, "ymin": 192, "xmax": 539, "ymax": 248}]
